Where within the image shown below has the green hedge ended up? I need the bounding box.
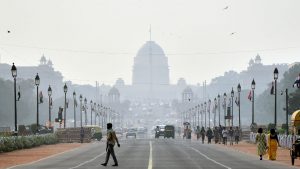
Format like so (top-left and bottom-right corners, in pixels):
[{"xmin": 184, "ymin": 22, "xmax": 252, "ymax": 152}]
[{"xmin": 0, "ymin": 134, "xmax": 58, "ymax": 153}]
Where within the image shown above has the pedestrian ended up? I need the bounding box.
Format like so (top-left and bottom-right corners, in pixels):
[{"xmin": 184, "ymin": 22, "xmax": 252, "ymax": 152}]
[
  {"xmin": 80, "ymin": 127, "xmax": 84, "ymax": 143},
  {"xmin": 234, "ymin": 126, "xmax": 240, "ymax": 144},
  {"xmin": 206, "ymin": 127, "xmax": 213, "ymax": 144},
  {"xmin": 255, "ymin": 128, "xmax": 267, "ymax": 160},
  {"xmin": 222, "ymin": 127, "xmax": 228, "ymax": 145},
  {"xmin": 218, "ymin": 125, "xmax": 223, "ymax": 144},
  {"xmin": 228, "ymin": 127, "xmax": 234, "ymax": 146},
  {"xmin": 267, "ymin": 128, "xmax": 280, "ymax": 160},
  {"xmin": 101, "ymin": 123, "xmax": 120, "ymax": 167},
  {"xmin": 196, "ymin": 126, "xmax": 201, "ymax": 140},
  {"xmin": 213, "ymin": 127, "xmax": 219, "ymax": 144},
  {"xmin": 200, "ymin": 126, "xmax": 206, "ymax": 144}
]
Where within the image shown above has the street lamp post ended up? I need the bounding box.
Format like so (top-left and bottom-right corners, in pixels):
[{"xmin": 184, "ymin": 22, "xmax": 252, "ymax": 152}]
[
  {"xmin": 274, "ymin": 68, "xmax": 279, "ymax": 128},
  {"xmin": 218, "ymin": 94, "xmax": 221, "ymax": 126},
  {"xmin": 35, "ymin": 73, "xmax": 40, "ymax": 134},
  {"xmin": 90, "ymin": 100, "xmax": 93, "ymax": 125},
  {"xmin": 197, "ymin": 105, "xmax": 200, "ymax": 127},
  {"xmin": 73, "ymin": 91, "xmax": 76, "ymax": 128},
  {"xmin": 201, "ymin": 104, "xmax": 203, "ymax": 127},
  {"xmin": 48, "ymin": 86, "xmax": 52, "ymax": 128},
  {"xmin": 84, "ymin": 98, "xmax": 87, "ymax": 125},
  {"xmin": 231, "ymin": 88, "xmax": 234, "ymax": 127},
  {"xmin": 11, "ymin": 63, "xmax": 18, "ymax": 135},
  {"xmin": 223, "ymin": 93, "xmax": 227, "ymax": 127},
  {"xmin": 208, "ymin": 99, "xmax": 211, "ymax": 128},
  {"xmin": 251, "ymin": 79, "xmax": 256, "ymax": 125},
  {"xmin": 63, "ymin": 83, "xmax": 68, "ymax": 128},
  {"xmin": 204, "ymin": 102, "xmax": 207, "ymax": 128},
  {"xmin": 214, "ymin": 98, "xmax": 217, "ymax": 127},
  {"xmin": 95, "ymin": 103, "xmax": 97, "ymax": 125},
  {"xmin": 79, "ymin": 94, "xmax": 83, "ymax": 127},
  {"xmin": 285, "ymin": 88, "xmax": 289, "ymax": 135},
  {"xmin": 237, "ymin": 83, "xmax": 241, "ymax": 129}
]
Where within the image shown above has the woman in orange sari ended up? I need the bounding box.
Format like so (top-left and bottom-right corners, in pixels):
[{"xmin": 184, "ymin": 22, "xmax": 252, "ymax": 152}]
[{"xmin": 267, "ymin": 128, "xmax": 280, "ymax": 160}]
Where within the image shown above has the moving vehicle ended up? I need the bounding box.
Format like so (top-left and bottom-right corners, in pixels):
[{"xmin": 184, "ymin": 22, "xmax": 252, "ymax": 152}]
[
  {"xmin": 164, "ymin": 125, "xmax": 175, "ymax": 139},
  {"xmin": 126, "ymin": 128, "xmax": 137, "ymax": 138},
  {"xmin": 155, "ymin": 125, "xmax": 165, "ymax": 138}
]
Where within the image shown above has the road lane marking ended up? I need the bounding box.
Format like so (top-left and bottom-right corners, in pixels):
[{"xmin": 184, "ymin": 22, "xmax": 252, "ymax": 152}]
[
  {"xmin": 190, "ymin": 147, "xmax": 232, "ymax": 169},
  {"xmin": 69, "ymin": 151, "xmax": 106, "ymax": 169},
  {"xmin": 148, "ymin": 141, "xmax": 153, "ymax": 169}
]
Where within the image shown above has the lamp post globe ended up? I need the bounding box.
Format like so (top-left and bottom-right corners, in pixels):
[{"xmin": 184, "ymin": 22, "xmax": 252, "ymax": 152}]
[
  {"xmin": 35, "ymin": 73, "xmax": 40, "ymax": 134},
  {"xmin": 274, "ymin": 68, "xmax": 279, "ymax": 80},
  {"xmin": 251, "ymin": 79, "xmax": 255, "ymax": 89},
  {"xmin": 48, "ymin": 86, "xmax": 52, "ymax": 96},
  {"xmin": 11, "ymin": 63, "xmax": 18, "ymax": 135}
]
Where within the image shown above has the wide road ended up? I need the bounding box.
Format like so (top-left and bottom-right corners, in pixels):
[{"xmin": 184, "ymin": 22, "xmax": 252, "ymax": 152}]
[{"xmin": 9, "ymin": 137, "xmax": 293, "ymax": 169}]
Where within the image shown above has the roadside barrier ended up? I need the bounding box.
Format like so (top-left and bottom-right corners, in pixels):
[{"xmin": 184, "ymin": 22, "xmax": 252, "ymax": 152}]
[{"xmin": 249, "ymin": 132, "xmax": 297, "ymax": 149}]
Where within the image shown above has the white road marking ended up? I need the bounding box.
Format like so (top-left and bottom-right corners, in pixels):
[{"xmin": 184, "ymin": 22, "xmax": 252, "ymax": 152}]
[
  {"xmin": 190, "ymin": 147, "xmax": 232, "ymax": 169},
  {"xmin": 148, "ymin": 141, "xmax": 153, "ymax": 169},
  {"xmin": 7, "ymin": 145, "xmax": 84, "ymax": 169},
  {"xmin": 69, "ymin": 152, "xmax": 106, "ymax": 169}
]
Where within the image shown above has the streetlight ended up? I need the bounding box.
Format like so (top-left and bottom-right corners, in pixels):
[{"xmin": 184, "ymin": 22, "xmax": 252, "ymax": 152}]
[
  {"xmin": 48, "ymin": 85, "xmax": 52, "ymax": 128},
  {"xmin": 274, "ymin": 67, "xmax": 279, "ymax": 128},
  {"xmin": 201, "ymin": 104, "xmax": 203, "ymax": 127},
  {"xmin": 84, "ymin": 97, "xmax": 87, "ymax": 125},
  {"xmin": 214, "ymin": 98, "xmax": 217, "ymax": 127},
  {"xmin": 11, "ymin": 63, "xmax": 18, "ymax": 135},
  {"xmin": 223, "ymin": 93, "xmax": 227, "ymax": 127},
  {"xmin": 73, "ymin": 91, "xmax": 76, "ymax": 128},
  {"xmin": 63, "ymin": 83, "xmax": 68, "ymax": 128},
  {"xmin": 35, "ymin": 73, "xmax": 40, "ymax": 134},
  {"xmin": 251, "ymin": 79, "xmax": 256, "ymax": 125},
  {"xmin": 231, "ymin": 88, "xmax": 234, "ymax": 127},
  {"xmin": 208, "ymin": 99, "xmax": 211, "ymax": 128},
  {"xmin": 79, "ymin": 94, "xmax": 83, "ymax": 127},
  {"xmin": 197, "ymin": 104, "xmax": 200, "ymax": 127},
  {"xmin": 90, "ymin": 100, "xmax": 93, "ymax": 125},
  {"xmin": 217, "ymin": 94, "xmax": 221, "ymax": 126},
  {"xmin": 204, "ymin": 102, "xmax": 207, "ymax": 128},
  {"xmin": 237, "ymin": 83, "xmax": 241, "ymax": 129}
]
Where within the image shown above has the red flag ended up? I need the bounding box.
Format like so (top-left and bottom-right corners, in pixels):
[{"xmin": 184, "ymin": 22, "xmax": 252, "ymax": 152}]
[{"xmin": 248, "ymin": 90, "xmax": 252, "ymax": 101}]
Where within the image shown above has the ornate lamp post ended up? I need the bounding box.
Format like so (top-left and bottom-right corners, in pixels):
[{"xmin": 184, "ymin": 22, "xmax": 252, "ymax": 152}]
[
  {"xmin": 35, "ymin": 73, "xmax": 40, "ymax": 133},
  {"xmin": 208, "ymin": 99, "xmax": 211, "ymax": 128},
  {"xmin": 90, "ymin": 100, "xmax": 93, "ymax": 125},
  {"xmin": 48, "ymin": 86, "xmax": 52, "ymax": 128},
  {"xmin": 214, "ymin": 98, "xmax": 217, "ymax": 127},
  {"xmin": 274, "ymin": 68, "xmax": 279, "ymax": 128},
  {"xmin": 79, "ymin": 94, "xmax": 83, "ymax": 127},
  {"xmin": 251, "ymin": 79, "xmax": 256, "ymax": 125},
  {"xmin": 223, "ymin": 93, "xmax": 227, "ymax": 127},
  {"xmin": 237, "ymin": 83, "xmax": 241, "ymax": 129},
  {"xmin": 11, "ymin": 63, "xmax": 18, "ymax": 135},
  {"xmin": 73, "ymin": 91, "xmax": 76, "ymax": 128},
  {"xmin": 218, "ymin": 94, "xmax": 221, "ymax": 126},
  {"xmin": 63, "ymin": 83, "xmax": 68, "ymax": 128},
  {"xmin": 231, "ymin": 88, "xmax": 234, "ymax": 127},
  {"xmin": 204, "ymin": 102, "xmax": 207, "ymax": 128},
  {"xmin": 84, "ymin": 97, "xmax": 87, "ymax": 125}
]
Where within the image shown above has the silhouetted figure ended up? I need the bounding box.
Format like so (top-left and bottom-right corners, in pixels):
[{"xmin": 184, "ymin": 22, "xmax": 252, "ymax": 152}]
[
  {"xmin": 101, "ymin": 123, "xmax": 120, "ymax": 167},
  {"xmin": 200, "ymin": 127, "xmax": 206, "ymax": 144}
]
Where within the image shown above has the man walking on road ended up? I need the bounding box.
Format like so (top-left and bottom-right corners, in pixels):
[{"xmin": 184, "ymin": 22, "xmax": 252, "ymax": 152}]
[{"xmin": 101, "ymin": 123, "xmax": 120, "ymax": 167}]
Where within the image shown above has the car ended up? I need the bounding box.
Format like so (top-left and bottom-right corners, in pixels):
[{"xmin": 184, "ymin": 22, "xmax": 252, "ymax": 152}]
[
  {"xmin": 155, "ymin": 125, "xmax": 166, "ymax": 138},
  {"xmin": 126, "ymin": 128, "xmax": 137, "ymax": 138},
  {"xmin": 164, "ymin": 125, "xmax": 175, "ymax": 139}
]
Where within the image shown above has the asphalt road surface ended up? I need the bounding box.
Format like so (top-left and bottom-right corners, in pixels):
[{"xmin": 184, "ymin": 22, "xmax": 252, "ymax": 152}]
[{"xmin": 9, "ymin": 138, "xmax": 294, "ymax": 169}]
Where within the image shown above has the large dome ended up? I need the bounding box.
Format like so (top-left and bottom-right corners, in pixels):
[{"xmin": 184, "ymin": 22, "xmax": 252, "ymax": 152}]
[{"xmin": 132, "ymin": 41, "xmax": 169, "ymax": 86}]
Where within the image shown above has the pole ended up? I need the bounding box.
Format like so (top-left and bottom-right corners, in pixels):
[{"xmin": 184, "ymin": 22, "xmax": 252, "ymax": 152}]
[
  {"xmin": 73, "ymin": 99, "xmax": 76, "ymax": 128},
  {"xmin": 14, "ymin": 78, "xmax": 17, "ymax": 134},
  {"xmin": 80, "ymin": 101, "xmax": 82, "ymax": 127},
  {"xmin": 252, "ymin": 89, "xmax": 254, "ymax": 125},
  {"xmin": 197, "ymin": 106, "xmax": 200, "ymax": 127},
  {"xmin": 90, "ymin": 104, "xmax": 93, "ymax": 125},
  {"xmin": 64, "ymin": 93, "xmax": 66, "ymax": 128},
  {"xmin": 49, "ymin": 95, "xmax": 51, "ymax": 128},
  {"xmin": 218, "ymin": 97, "xmax": 220, "ymax": 126},
  {"xmin": 205, "ymin": 105, "xmax": 207, "ymax": 128},
  {"xmin": 286, "ymin": 88, "xmax": 289, "ymax": 135},
  {"xmin": 238, "ymin": 91, "xmax": 241, "ymax": 129},
  {"xmin": 231, "ymin": 96, "xmax": 233, "ymax": 127},
  {"xmin": 36, "ymin": 86, "xmax": 39, "ymax": 133},
  {"xmin": 224, "ymin": 99, "xmax": 226, "ymax": 127},
  {"xmin": 275, "ymin": 79, "xmax": 277, "ymax": 128}
]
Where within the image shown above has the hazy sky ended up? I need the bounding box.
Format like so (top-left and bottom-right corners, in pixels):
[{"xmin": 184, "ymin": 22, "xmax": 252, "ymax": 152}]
[{"xmin": 0, "ymin": 0, "xmax": 299, "ymax": 86}]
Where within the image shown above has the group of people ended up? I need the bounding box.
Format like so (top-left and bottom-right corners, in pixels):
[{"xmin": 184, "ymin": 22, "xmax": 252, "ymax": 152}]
[
  {"xmin": 255, "ymin": 128, "xmax": 280, "ymax": 161},
  {"xmin": 184, "ymin": 125, "xmax": 241, "ymax": 145}
]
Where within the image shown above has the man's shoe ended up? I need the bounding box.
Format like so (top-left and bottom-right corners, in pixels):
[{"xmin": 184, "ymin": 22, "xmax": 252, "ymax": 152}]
[
  {"xmin": 112, "ymin": 164, "xmax": 118, "ymax": 167},
  {"xmin": 101, "ymin": 163, "xmax": 107, "ymax": 166}
]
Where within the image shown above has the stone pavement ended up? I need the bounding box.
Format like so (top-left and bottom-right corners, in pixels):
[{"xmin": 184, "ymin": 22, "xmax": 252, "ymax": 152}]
[
  {"xmin": 218, "ymin": 140, "xmax": 300, "ymax": 168},
  {"xmin": 0, "ymin": 143, "xmax": 83, "ymax": 169}
]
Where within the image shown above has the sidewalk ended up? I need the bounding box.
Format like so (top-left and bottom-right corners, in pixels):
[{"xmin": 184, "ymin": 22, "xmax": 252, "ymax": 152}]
[
  {"xmin": 219, "ymin": 141, "xmax": 300, "ymax": 168},
  {"xmin": 0, "ymin": 143, "xmax": 83, "ymax": 169}
]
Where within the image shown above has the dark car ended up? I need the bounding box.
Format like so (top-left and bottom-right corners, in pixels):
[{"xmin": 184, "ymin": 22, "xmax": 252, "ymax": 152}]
[
  {"xmin": 126, "ymin": 128, "xmax": 137, "ymax": 138},
  {"xmin": 164, "ymin": 125, "xmax": 175, "ymax": 139}
]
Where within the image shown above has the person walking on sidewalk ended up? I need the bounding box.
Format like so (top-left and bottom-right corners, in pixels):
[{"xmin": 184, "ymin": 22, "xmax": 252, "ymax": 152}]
[
  {"xmin": 101, "ymin": 123, "xmax": 120, "ymax": 167},
  {"xmin": 206, "ymin": 127, "xmax": 213, "ymax": 144},
  {"xmin": 234, "ymin": 126, "xmax": 240, "ymax": 144},
  {"xmin": 228, "ymin": 127, "xmax": 234, "ymax": 146},
  {"xmin": 196, "ymin": 126, "xmax": 201, "ymax": 140},
  {"xmin": 200, "ymin": 127, "xmax": 206, "ymax": 144},
  {"xmin": 222, "ymin": 127, "xmax": 228, "ymax": 145},
  {"xmin": 267, "ymin": 128, "xmax": 280, "ymax": 160},
  {"xmin": 255, "ymin": 128, "xmax": 267, "ymax": 160}
]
